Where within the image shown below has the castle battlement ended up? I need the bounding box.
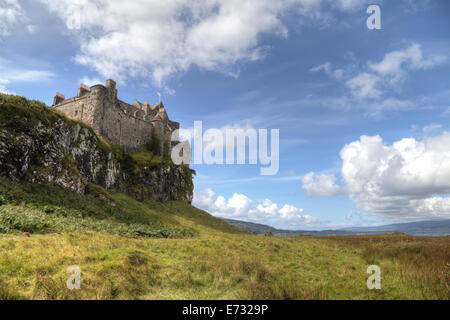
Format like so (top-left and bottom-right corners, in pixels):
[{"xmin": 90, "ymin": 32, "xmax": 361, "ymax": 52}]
[{"xmin": 52, "ymin": 79, "xmax": 179, "ymax": 154}]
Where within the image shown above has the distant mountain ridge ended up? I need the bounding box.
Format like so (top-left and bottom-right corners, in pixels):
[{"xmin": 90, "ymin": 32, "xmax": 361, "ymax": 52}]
[
  {"xmin": 223, "ymin": 218, "xmax": 450, "ymax": 236},
  {"xmin": 339, "ymin": 220, "xmax": 450, "ymax": 236}
]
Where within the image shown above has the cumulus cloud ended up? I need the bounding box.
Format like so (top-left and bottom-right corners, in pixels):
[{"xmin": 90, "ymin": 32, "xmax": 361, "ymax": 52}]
[
  {"xmin": 306, "ymin": 132, "xmax": 450, "ymax": 220},
  {"xmin": 301, "ymin": 172, "xmax": 340, "ymax": 197},
  {"xmin": 0, "ymin": 0, "xmax": 23, "ymax": 36},
  {"xmin": 39, "ymin": 0, "xmax": 375, "ymax": 86},
  {"xmin": 193, "ymin": 188, "xmax": 317, "ymax": 228}
]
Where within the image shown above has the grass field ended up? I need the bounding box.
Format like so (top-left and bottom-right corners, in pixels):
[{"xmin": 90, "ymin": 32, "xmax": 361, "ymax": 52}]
[{"xmin": 0, "ymin": 178, "xmax": 449, "ymax": 300}]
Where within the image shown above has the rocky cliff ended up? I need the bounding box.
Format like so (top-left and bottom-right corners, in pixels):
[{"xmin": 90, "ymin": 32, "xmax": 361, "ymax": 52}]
[{"xmin": 0, "ymin": 94, "xmax": 193, "ymax": 203}]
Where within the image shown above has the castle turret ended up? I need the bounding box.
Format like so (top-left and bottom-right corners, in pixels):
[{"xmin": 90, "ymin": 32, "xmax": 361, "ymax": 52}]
[
  {"xmin": 106, "ymin": 79, "xmax": 117, "ymax": 100},
  {"xmin": 89, "ymin": 84, "xmax": 108, "ymax": 135},
  {"xmin": 77, "ymin": 83, "xmax": 90, "ymax": 97},
  {"xmin": 52, "ymin": 92, "xmax": 65, "ymax": 106}
]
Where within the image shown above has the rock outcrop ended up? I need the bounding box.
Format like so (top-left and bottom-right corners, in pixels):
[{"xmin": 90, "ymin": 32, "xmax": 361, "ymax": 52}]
[{"xmin": 0, "ymin": 94, "xmax": 193, "ymax": 203}]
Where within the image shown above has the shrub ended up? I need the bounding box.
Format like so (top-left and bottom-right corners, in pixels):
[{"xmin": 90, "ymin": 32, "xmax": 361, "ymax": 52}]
[
  {"xmin": 146, "ymin": 128, "xmax": 161, "ymax": 156},
  {"xmin": 121, "ymin": 154, "xmax": 140, "ymax": 182},
  {"xmin": 85, "ymin": 183, "xmax": 114, "ymax": 202},
  {"xmin": 0, "ymin": 224, "xmax": 8, "ymax": 234},
  {"xmin": 0, "ymin": 195, "xmax": 6, "ymax": 206}
]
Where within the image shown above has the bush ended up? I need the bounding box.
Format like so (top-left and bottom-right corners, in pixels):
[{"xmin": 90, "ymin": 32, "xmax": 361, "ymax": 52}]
[
  {"xmin": 0, "ymin": 195, "xmax": 6, "ymax": 206},
  {"xmin": 0, "ymin": 224, "xmax": 8, "ymax": 234},
  {"xmin": 146, "ymin": 128, "xmax": 161, "ymax": 156},
  {"xmin": 0, "ymin": 206, "xmax": 53, "ymax": 233},
  {"xmin": 85, "ymin": 183, "xmax": 114, "ymax": 202}
]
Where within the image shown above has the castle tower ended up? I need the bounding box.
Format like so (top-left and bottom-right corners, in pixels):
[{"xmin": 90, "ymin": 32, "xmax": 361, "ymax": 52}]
[
  {"xmin": 106, "ymin": 79, "xmax": 117, "ymax": 101},
  {"xmin": 77, "ymin": 84, "xmax": 90, "ymax": 97},
  {"xmin": 52, "ymin": 92, "xmax": 65, "ymax": 106}
]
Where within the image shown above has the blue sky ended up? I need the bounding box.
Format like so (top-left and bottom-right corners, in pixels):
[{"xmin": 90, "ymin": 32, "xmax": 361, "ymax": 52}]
[{"xmin": 1, "ymin": 0, "xmax": 450, "ymax": 229}]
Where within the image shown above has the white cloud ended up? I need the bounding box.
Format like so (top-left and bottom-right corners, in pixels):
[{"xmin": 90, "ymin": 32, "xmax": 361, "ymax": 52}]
[
  {"xmin": 308, "ymin": 132, "xmax": 450, "ymax": 220},
  {"xmin": 310, "ymin": 62, "xmax": 344, "ymax": 80},
  {"xmin": 4, "ymin": 70, "xmax": 55, "ymax": 82},
  {"xmin": 26, "ymin": 24, "xmax": 38, "ymax": 34},
  {"xmin": 193, "ymin": 188, "xmax": 317, "ymax": 228},
  {"xmin": 40, "ymin": 0, "xmax": 375, "ymax": 86},
  {"xmin": 422, "ymin": 123, "xmax": 442, "ymax": 135},
  {"xmin": 315, "ymin": 43, "xmax": 447, "ymax": 107},
  {"xmin": 80, "ymin": 76, "xmax": 103, "ymax": 87},
  {"xmin": 368, "ymin": 43, "xmax": 447, "ymax": 85},
  {"xmin": 0, "ymin": 0, "xmax": 23, "ymax": 36},
  {"xmin": 301, "ymin": 172, "xmax": 341, "ymax": 197},
  {"xmin": 370, "ymin": 43, "xmax": 447, "ymax": 75},
  {"xmin": 346, "ymin": 72, "xmax": 382, "ymax": 99},
  {"xmin": 334, "ymin": 0, "xmax": 370, "ymax": 11},
  {"xmin": 0, "ymin": 57, "xmax": 55, "ymax": 94},
  {"xmin": 0, "ymin": 80, "xmax": 11, "ymax": 94},
  {"xmin": 40, "ymin": 0, "xmax": 292, "ymax": 85}
]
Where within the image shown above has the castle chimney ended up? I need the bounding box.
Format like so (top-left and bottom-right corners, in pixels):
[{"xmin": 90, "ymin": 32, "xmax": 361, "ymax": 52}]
[
  {"xmin": 106, "ymin": 79, "xmax": 116, "ymax": 90},
  {"xmin": 77, "ymin": 83, "xmax": 90, "ymax": 97},
  {"xmin": 106, "ymin": 79, "xmax": 117, "ymax": 99},
  {"xmin": 53, "ymin": 92, "xmax": 65, "ymax": 106}
]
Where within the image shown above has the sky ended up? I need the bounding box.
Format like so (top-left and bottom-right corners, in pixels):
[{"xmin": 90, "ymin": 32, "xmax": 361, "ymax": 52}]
[{"xmin": 1, "ymin": 0, "xmax": 450, "ymax": 230}]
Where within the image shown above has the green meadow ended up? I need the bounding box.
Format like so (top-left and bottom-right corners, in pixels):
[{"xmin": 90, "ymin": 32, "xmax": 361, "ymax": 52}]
[{"xmin": 0, "ymin": 177, "xmax": 448, "ymax": 300}]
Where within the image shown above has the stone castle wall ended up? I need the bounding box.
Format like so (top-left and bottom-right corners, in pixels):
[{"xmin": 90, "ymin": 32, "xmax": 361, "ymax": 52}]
[{"xmin": 52, "ymin": 80, "xmax": 179, "ymax": 153}]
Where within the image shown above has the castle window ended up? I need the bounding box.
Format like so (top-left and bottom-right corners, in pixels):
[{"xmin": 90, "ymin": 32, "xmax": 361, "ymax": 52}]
[{"xmin": 75, "ymin": 110, "xmax": 78, "ymax": 116}]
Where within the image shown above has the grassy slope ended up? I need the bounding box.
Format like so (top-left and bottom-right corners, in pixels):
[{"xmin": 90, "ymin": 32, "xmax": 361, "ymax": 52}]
[
  {"xmin": 0, "ymin": 93, "xmax": 448, "ymax": 300},
  {"xmin": 0, "ymin": 178, "xmax": 448, "ymax": 300}
]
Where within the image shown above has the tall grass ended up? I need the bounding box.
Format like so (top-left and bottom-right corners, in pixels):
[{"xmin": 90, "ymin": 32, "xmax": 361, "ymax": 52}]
[{"xmin": 0, "ymin": 171, "xmax": 448, "ymax": 300}]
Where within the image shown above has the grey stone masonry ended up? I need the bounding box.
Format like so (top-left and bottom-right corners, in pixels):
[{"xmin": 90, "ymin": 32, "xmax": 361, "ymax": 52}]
[{"xmin": 52, "ymin": 79, "xmax": 179, "ymax": 153}]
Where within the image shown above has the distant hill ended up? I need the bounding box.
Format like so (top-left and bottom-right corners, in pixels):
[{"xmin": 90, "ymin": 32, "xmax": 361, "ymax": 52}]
[
  {"xmin": 339, "ymin": 220, "xmax": 450, "ymax": 236},
  {"xmin": 223, "ymin": 219, "xmax": 279, "ymax": 234},
  {"xmin": 223, "ymin": 218, "xmax": 450, "ymax": 236},
  {"xmin": 223, "ymin": 218, "xmax": 315, "ymax": 235}
]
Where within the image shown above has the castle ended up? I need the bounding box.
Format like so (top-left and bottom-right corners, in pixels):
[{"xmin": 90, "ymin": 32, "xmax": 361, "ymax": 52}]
[{"xmin": 51, "ymin": 79, "xmax": 179, "ymax": 154}]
